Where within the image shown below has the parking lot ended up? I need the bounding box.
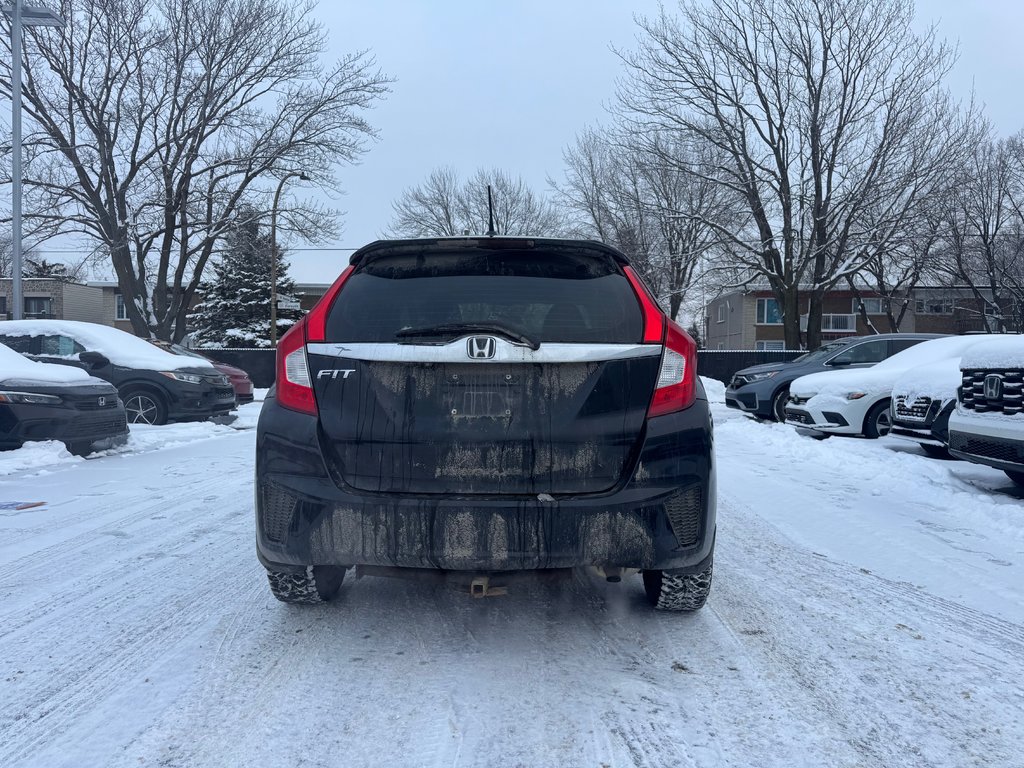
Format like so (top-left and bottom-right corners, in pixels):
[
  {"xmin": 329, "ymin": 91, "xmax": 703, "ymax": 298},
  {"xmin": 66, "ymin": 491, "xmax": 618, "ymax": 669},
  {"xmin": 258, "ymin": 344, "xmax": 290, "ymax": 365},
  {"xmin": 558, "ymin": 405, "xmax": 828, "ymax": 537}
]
[{"xmin": 1, "ymin": 385, "xmax": 1021, "ymax": 768}]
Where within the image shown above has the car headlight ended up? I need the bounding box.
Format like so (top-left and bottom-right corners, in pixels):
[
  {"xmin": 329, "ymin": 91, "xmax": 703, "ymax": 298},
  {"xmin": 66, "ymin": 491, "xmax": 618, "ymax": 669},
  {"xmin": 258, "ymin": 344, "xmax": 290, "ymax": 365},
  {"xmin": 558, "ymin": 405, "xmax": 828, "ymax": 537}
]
[
  {"xmin": 160, "ymin": 371, "xmax": 203, "ymax": 384},
  {"xmin": 0, "ymin": 390, "xmax": 63, "ymax": 405},
  {"xmin": 745, "ymin": 371, "xmax": 778, "ymax": 382},
  {"xmin": 846, "ymin": 392, "xmax": 867, "ymax": 400}
]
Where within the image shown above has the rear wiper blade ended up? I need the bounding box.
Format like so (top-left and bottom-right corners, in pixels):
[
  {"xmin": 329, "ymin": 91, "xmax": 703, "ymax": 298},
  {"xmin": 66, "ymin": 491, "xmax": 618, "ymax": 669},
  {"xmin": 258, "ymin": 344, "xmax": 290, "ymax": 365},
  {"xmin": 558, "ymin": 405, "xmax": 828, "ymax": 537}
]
[{"xmin": 395, "ymin": 322, "xmax": 541, "ymax": 350}]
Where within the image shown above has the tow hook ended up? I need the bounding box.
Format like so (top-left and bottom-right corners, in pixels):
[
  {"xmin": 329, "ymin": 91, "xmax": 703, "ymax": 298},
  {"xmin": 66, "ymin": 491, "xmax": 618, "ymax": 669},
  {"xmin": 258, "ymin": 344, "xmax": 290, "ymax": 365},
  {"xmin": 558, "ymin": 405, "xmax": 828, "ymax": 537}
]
[{"xmin": 469, "ymin": 576, "xmax": 507, "ymax": 598}]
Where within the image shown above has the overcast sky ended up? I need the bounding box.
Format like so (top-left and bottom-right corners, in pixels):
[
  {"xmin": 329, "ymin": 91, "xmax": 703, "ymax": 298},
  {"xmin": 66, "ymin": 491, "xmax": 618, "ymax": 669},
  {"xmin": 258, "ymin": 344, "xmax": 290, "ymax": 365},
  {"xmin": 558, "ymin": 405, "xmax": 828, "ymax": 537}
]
[
  {"xmin": 278, "ymin": 0, "xmax": 1024, "ymax": 282},
  {"xmin": 18, "ymin": 1, "xmax": 1024, "ymax": 283}
]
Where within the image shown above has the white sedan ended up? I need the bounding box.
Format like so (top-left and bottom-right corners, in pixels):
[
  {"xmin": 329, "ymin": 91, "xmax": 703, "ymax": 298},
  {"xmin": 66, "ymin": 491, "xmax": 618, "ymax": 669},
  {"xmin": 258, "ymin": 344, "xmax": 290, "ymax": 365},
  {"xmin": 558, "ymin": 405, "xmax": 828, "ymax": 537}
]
[{"xmin": 784, "ymin": 336, "xmax": 991, "ymax": 439}]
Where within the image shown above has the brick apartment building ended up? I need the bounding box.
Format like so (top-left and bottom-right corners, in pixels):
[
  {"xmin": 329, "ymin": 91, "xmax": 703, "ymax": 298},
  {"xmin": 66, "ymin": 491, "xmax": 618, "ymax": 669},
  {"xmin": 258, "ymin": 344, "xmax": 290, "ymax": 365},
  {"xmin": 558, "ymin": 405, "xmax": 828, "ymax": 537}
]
[{"xmin": 705, "ymin": 286, "xmax": 1010, "ymax": 350}]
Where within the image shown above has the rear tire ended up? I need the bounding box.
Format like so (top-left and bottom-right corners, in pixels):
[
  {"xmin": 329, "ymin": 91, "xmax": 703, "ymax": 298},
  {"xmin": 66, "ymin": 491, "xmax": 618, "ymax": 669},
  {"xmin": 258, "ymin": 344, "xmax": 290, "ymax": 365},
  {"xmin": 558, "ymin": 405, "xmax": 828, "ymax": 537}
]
[
  {"xmin": 642, "ymin": 563, "xmax": 713, "ymax": 612},
  {"xmin": 863, "ymin": 399, "xmax": 892, "ymax": 439},
  {"xmin": 771, "ymin": 388, "xmax": 790, "ymax": 423},
  {"xmin": 266, "ymin": 566, "xmax": 346, "ymax": 604},
  {"xmin": 1004, "ymin": 470, "xmax": 1024, "ymax": 487}
]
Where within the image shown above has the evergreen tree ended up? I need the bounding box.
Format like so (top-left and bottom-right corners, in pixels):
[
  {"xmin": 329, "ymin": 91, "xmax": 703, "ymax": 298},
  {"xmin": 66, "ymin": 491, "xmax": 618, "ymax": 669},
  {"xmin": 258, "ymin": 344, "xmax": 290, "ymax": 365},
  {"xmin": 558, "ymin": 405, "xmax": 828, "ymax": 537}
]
[{"xmin": 187, "ymin": 214, "xmax": 302, "ymax": 347}]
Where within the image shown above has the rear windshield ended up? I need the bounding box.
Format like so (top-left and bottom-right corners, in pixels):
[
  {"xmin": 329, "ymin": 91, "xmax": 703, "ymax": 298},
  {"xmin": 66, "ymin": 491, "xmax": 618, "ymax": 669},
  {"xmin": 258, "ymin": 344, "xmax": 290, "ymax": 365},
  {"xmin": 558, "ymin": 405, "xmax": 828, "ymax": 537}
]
[{"xmin": 325, "ymin": 250, "xmax": 644, "ymax": 344}]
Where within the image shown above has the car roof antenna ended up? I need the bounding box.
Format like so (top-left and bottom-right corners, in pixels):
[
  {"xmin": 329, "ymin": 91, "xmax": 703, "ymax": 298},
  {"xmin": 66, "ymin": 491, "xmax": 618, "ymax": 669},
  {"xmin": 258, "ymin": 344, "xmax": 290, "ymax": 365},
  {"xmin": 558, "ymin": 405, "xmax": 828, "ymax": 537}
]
[{"xmin": 486, "ymin": 184, "xmax": 496, "ymax": 237}]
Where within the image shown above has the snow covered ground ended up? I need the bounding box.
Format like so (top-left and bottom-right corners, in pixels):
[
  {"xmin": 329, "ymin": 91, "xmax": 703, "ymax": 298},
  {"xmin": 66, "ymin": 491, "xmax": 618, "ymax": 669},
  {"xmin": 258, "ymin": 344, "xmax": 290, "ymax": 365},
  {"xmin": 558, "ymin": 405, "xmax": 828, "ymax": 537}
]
[{"xmin": 1, "ymin": 381, "xmax": 1022, "ymax": 767}]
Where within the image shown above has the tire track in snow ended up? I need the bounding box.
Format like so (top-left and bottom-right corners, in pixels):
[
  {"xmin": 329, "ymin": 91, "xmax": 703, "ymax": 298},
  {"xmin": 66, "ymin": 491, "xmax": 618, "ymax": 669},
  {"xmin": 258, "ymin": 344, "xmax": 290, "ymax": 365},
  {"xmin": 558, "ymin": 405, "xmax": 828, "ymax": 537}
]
[
  {"xmin": 0, "ymin": 524, "xmax": 254, "ymax": 768},
  {"xmin": 0, "ymin": 463, "xmax": 248, "ymax": 641},
  {"xmin": 0, "ymin": 451, "xmax": 256, "ymax": 768}
]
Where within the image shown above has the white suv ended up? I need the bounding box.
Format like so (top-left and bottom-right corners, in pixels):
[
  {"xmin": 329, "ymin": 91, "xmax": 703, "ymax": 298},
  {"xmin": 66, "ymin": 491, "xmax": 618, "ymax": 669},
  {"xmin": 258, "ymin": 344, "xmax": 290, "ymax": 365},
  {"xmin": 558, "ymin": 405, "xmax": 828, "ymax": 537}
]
[{"xmin": 947, "ymin": 336, "xmax": 1024, "ymax": 485}]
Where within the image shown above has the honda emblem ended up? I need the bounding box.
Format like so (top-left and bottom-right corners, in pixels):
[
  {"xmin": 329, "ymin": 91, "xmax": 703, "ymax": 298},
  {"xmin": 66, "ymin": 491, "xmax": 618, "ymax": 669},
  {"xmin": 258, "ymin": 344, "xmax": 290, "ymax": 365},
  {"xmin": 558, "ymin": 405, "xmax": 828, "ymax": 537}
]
[
  {"xmin": 983, "ymin": 374, "xmax": 1004, "ymax": 401},
  {"xmin": 467, "ymin": 336, "xmax": 497, "ymax": 359},
  {"xmin": 98, "ymin": 396, "xmax": 106, "ymax": 407}
]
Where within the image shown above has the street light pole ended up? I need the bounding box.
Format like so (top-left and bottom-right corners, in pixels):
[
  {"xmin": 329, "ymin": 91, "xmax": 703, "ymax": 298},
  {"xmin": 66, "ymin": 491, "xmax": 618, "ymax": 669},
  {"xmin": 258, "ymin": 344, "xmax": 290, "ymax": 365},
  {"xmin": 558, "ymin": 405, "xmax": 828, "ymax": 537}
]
[
  {"xmin": 4, "ymin": 1, "xmax": 64, "ymax": 320},
  {"xmin": 10, "ymin": 0, "xmax": 23, "ymax": 319},
  {"xmin": 269, "ymin": 171, "xmax": 309, "ymax": 347}
]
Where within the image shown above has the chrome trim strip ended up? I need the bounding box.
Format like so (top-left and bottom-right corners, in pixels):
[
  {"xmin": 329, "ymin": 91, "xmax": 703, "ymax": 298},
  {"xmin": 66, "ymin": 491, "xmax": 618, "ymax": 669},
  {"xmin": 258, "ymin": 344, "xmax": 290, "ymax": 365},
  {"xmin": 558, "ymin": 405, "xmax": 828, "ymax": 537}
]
[{"xmin": 306, "ymin": 339, "xmax": 662, "ymax": 363}]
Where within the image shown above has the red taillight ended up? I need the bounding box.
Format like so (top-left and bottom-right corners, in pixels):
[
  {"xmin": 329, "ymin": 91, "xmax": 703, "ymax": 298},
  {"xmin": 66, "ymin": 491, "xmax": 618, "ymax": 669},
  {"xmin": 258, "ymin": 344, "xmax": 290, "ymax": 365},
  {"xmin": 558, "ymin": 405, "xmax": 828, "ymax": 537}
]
[
  {"xmin": 276, "ymin": 316, "xmax": 317, "ymax": 415},
  {"xmin": 306, "ymin": 266, "xmax": 354, "ymax": 342},
  {"xmin": 622, "ymin": 266, "xmax": 697, "ymax": 417},
  {"xmin": 277, "ymin": 265, "xmax": 354, "ymax": 414},
  {"xmin": 648, "ymin": 320, "xmax": 698, "ymax": 418},
  {"xmin": 624, "ymin": 266, "xmax": 665, "ymax": 343}
]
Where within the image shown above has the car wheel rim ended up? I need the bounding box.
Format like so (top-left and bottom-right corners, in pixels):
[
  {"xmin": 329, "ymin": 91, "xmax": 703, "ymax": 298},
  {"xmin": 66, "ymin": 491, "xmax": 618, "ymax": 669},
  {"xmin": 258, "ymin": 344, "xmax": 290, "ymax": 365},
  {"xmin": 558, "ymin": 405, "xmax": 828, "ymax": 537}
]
[
  {"xmin": 876, "ymin": 410, "xmax": 891, "ymax": 436},
  {"xmin": 126, "ymin": 395, "xmax": 159, "ymax": 425}
]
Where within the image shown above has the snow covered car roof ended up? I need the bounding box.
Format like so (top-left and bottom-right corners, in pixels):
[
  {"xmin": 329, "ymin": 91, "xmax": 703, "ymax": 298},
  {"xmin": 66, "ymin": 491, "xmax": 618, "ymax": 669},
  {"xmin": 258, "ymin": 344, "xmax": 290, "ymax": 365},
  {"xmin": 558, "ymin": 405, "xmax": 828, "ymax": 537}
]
[
  {"xmin": 0, "ymin": 320, "xmax": 215, "ymax": 372},
  {"xmin": 958, "ymin": 335, "xmax": 1024, "ymax": 369},
  {"xmin": 0, "ymin": 342, "xmax": 100, "ymax": 386},
  {"xmin": 791, "ymin": 335, "xmax": 995, "ymax": 398}
]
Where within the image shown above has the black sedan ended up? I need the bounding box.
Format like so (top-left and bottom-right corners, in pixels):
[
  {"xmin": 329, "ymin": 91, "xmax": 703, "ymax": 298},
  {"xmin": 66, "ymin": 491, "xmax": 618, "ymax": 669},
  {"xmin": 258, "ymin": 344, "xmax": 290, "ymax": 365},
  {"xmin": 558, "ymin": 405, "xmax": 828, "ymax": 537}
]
[{"xmin": 0, "ymin": 344, "xmax": 128, "ymax": 455}]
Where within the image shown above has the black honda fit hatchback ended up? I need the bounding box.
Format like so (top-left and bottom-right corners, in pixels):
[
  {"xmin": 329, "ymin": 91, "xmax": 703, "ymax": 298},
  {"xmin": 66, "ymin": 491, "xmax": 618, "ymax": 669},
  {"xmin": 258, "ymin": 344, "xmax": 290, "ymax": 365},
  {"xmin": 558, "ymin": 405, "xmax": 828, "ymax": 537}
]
[{"xmin": 255, "ymin": 237, "xmax": 716, "ymax": 611}]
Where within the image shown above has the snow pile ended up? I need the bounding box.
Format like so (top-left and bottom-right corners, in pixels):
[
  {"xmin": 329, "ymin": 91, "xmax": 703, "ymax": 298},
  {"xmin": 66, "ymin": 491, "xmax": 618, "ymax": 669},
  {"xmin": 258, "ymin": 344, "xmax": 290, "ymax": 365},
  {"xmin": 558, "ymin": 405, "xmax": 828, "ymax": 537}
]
[
  {"xmin": 232, "ymin": 399, "xmax": 264, "ymax": 430},
  {"xmin": 0, "ymin": 440, "xmax": 82, "ymax": 477},
  {"xmin": 959, "ymin": 335, "xmax": 1024, "ymax": 368},
  {"xmin": 0, "ymin": 320, "xmax": 215, "ymax": 372},
  {"xmin": 700, "ymin": 375, "xmax": 725, "ymax": 403},
  {"xmin": 0, "ymin": 343, "xmax": 93, "ymax": 385}
]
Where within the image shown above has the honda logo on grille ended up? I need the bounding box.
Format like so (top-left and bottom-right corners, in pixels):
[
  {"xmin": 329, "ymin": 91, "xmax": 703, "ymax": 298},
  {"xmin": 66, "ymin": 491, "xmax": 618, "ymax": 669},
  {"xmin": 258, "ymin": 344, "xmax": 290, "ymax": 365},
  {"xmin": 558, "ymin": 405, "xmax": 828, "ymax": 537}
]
[
  {"xmin": 97, "ymin": 396, "xmax": 106, "ymax": 407},
  {"xmin": 467, "ymin": 336, "xmax": 497, "ymax": 359},
  {"xmin": 984, "ymin": 374, "xmax": 1004, "ymax": 401}
]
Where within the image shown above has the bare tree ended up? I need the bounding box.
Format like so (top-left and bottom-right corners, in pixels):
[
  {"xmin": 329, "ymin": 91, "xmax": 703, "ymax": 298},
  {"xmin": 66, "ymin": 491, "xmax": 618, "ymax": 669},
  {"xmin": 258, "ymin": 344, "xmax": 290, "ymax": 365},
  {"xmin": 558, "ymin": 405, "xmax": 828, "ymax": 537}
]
[
  {"xmin": 937, "ymin": 132, "xmax": 1024, "ymax": 333},
  {"xmin": 844, "ymin": 204, "xmax": 947, "ymax": 332},
  {"xmin": 388, "ymin": 167, "xmax": 563, "ymax": 238},
  {"xmin": 553, "ymin": 127, "xmax": 737, "ymax": 320},
  {"xmin": 0, "ymin": 0, "xmax": 390, "ymax": 341},
  {"xmin": 618, "ymin": 0, "xmax": 971, "ymax": 348}
]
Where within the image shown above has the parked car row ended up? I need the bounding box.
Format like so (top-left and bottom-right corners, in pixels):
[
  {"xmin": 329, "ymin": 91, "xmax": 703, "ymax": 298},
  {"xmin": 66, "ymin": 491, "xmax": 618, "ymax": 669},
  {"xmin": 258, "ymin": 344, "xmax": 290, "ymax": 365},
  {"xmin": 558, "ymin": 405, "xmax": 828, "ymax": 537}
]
[
  {"xmin": 0, "ymin": 320, "xmax": 254, "ymax": 454},
  {"xmin": 727, "ymin": 333, "xmax": 1024, "ymax": 486}
]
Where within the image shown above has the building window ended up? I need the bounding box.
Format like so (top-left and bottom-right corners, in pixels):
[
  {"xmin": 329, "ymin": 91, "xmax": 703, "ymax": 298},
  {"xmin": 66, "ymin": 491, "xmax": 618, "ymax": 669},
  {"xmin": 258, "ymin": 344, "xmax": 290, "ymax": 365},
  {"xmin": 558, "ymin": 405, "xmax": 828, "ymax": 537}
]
[
  {"xmin": 854, "ymin": 298, "xmax": 884, "ymax": 315},
  {"xmin": 24, "ymin": 296, "xmax": 53, "ymax": 319},
  {"xmin": 756, "ymin": 340, "xmax": 786, "ymax": 351},
  {"xmin": 115, "ymin": 293, "xmax": 128, "ymax": 320},
  {"xmin": 0, "ymin": 296, "xmax": 6, "ymax": 317},
  {"xmin": 756, "ymin": 298, "xmax": 782, "ymax": 325},
  {"xmin": 915, "ymin": 298, "xmax": 954, "ymax": 314},
  {"xmin": 717, "ymin": 303, "xmax": 727, "ymax": 323}
]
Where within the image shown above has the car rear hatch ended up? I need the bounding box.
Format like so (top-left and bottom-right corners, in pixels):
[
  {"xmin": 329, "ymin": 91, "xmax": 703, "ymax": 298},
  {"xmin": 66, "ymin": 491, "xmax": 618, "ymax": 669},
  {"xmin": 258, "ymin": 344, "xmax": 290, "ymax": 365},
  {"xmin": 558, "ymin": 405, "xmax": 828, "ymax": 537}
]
[{"xmin": 282, "ymin": 239, "xmax": 696, "ymax": 496}]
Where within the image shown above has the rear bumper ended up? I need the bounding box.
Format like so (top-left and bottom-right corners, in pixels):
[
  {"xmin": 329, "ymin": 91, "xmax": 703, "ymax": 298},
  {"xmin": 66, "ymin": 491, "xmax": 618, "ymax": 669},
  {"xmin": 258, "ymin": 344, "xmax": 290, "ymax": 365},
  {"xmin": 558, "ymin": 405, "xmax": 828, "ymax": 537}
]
[{"xmin": 255, "ymin": 397, "xmax": 716, "ymax": 573}]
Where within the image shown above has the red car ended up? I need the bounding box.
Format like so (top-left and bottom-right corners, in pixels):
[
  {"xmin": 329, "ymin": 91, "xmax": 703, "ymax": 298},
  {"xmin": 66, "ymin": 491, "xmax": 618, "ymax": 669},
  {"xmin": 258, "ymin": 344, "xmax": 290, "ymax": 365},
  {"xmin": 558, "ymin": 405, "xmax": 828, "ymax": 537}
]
[{"xmin": 148, "ymin": 341, "xmax": 254, "ymax": 404}]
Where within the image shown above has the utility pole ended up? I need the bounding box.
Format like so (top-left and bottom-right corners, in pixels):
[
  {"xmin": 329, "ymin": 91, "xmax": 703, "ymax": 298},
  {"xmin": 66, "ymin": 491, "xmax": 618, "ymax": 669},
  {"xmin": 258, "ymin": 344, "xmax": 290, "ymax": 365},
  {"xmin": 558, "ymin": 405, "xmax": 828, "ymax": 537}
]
[{"xmin": 4, "ymin": 1, "xmax": 64, "ymax": 319}]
